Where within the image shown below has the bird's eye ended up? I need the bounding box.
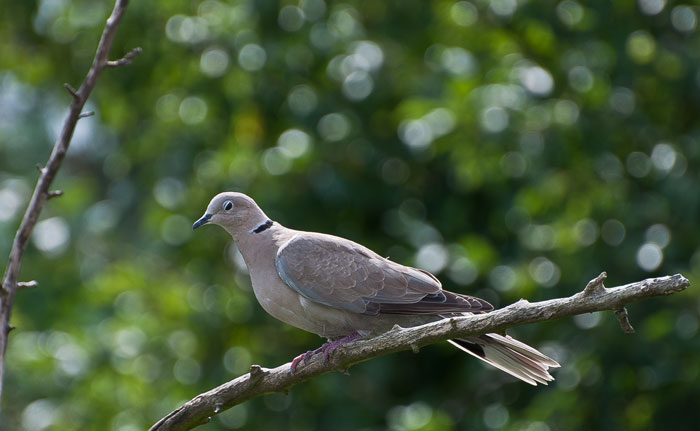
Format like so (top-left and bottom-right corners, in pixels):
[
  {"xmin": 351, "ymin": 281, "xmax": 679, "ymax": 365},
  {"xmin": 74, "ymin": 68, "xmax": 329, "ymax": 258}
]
[{"xmin": 222, "ymin": 200, "xmax": 234, "ymax": 211}]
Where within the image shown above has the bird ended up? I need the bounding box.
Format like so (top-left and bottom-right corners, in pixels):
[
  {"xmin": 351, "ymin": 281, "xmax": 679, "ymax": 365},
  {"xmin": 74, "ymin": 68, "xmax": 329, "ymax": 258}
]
[{"xmin": 193, "ymin": 192, "xmax": 559, "ymax": 385}]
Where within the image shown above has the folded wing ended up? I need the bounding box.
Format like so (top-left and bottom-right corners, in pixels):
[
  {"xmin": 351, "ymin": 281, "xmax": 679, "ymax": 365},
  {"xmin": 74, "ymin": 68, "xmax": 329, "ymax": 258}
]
[{"xmin": 275, "ymin": 233, "xmax": 492, "ymax": 315}]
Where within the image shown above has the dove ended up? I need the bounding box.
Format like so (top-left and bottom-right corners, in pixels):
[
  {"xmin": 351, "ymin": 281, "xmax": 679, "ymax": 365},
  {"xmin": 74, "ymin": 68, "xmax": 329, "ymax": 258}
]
[{"xmin": 193, "ymin": 192, "xmax": 559, "ymax": 385}]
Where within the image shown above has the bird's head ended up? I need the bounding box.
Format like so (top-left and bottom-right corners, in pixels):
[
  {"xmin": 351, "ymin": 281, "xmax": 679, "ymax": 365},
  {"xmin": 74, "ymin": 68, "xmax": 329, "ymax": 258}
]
[{"xmin": 193, "ymin": 192, "xmax": 269, "ymax": 235}]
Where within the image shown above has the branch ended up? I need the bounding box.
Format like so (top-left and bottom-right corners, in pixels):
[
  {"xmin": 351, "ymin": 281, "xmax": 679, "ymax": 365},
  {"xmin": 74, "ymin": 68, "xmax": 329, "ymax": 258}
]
[
  {"xmin": 150, "ymin": 273, "xmax": 689, "ymax": 431},
  {"xmin": 16, "ymin": 281, "xmax": 38, "ymax": 290},
  {"xmin": 106, "ymin": 46, "xmax": 143, "ymax": 67},
  {"xmin": 0, "ymin": 0, "xmax": 137, "ymax": 404}
]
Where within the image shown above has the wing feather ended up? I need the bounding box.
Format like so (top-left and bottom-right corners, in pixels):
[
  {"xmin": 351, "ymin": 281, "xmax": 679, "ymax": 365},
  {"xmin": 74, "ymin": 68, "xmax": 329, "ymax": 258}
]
[{"xmin": 275, "ymin": 232, "xmax": 491, "ymax": 315}]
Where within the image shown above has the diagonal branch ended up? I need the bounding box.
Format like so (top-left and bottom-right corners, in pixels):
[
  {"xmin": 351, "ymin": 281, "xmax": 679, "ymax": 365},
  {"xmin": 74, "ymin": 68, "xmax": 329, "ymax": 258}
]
[
  {"xmin": 150, "ymin": 273, "xmax": 689, "ymax": 431},
  {"xmin": 0, "ymin": 0, "xmax": 138, "ymax": 405}
]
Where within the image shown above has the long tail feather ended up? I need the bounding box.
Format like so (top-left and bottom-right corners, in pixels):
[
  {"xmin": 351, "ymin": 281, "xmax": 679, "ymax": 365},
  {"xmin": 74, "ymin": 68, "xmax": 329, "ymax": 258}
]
[{"xmin": 448, "ymin": 334, "xmax": 560, "ymax": 386}]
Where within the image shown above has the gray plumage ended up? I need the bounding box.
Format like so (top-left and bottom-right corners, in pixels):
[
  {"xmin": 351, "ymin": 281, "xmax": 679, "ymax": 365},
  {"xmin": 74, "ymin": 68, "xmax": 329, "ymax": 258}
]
[{"xmin": 194, "ymin": 192, "xmax": 559, "ymax": 385}]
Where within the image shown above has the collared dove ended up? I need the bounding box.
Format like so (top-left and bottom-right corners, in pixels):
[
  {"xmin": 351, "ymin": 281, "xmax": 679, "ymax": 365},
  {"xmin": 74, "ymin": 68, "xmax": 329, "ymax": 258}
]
[{"xmin": 193, "ymin": 192, "xmax": 559, "ymax": 385}]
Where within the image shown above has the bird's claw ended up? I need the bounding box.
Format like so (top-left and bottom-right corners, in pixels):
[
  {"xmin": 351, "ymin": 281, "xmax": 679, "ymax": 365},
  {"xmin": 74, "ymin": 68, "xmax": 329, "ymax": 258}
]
[
  {"xmin": 289, "ymin": 332, "xmax": 362, "ymax": 374},
  {"xmin": 290, "ymin": 346, "xmax": 324, "ymax": 373}
]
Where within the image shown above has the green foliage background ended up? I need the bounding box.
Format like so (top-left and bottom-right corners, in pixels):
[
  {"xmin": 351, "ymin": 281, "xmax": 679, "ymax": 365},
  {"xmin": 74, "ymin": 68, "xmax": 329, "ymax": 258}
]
[{"xmin": 1, "ymin": 0, "xmax": 700, "ymax": 430}]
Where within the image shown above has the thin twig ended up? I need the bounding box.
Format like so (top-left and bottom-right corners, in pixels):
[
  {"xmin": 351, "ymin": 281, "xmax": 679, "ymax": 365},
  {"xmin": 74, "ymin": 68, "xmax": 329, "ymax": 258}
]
[
  {"xmin": 79, "ymin": 111, "xmax": 95, "ymax": 119},
  {"xmin": 150, "ymin": 273, "xmax": 689, "ymax": 431},
  {"xmin": 106, "ymin": 46, "xmax": 143, "ymax": 67},
  {"xmin": 0, "ymin": 0, "xmax": 136, "ymax": 405},
  {"xmin": 63, "ymin": 83, "xmax": 80, "ymax": 100},
  {"xmin": 614, "ymin": 307, "xmax": 635, "ymax": 334},
  {"xmin": 16, "ymin": 281, "xmax": 38, "ymax": 290},
  {"xmin": 583, "ymin": 271, "xmax": 607, "ymax": 295},
  {"xmin": 47, "ymin": 190, "xmax": 64, "ymax": 199}
]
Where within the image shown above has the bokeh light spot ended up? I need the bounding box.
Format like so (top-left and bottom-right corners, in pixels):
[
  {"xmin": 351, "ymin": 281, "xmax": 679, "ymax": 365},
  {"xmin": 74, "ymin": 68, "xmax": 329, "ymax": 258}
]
[
  {"xmin": 529, "ymin": 257, "xmax": 561, "ymax": 287},
  {"xmin": 415, "ymin": 243, "xmax": 449, "ymax": 273},
  {"xmin": 574, "ymin": 219, "xmax": 598, "ymax": 247},
  {"xmin": 638, "ymin": 0, "xmax": 666, "ymax": 16},
  {"xmin": 626, "ymin": 151, "xmax": 651, "ymax": 177},
  {"xmin": 287, "ymin": 84, "xmax": 318, "ymax": 116},
  {"xmin": 448, "ymin": 257, "xmax": 478, "ymax": 285},
  {"xmin": 32, "ymin": 217, "xmax": 70, "ymax": 256},
  {"xmin": 601, "ymin": 219, "xmax": 626, "ymax": 246},
  {"xmin": 645, "ymin": 224, "xmax": 671, "ymax": 248},
  {"xmin": 450, "ymin": 2, "xmax": 478, "ymax": 27},
  {"xmin": 626, "ymin": 31, "xmax": 656, "ymax": 64},
  {"xmin": 318, "ymin": 113, "xmax": 351, "ymax": 141},
  {"xmin": 609, "ymin": 87, "xmax": 636, "ymax": 115},
  {"xmin": 262, "ymin": 147, "xmax": 293, "ymax": 175},
  {"xmin": 574, "ymin": 312, "xmax": 602, "ymax": 329},
  {"xmin": 238, "ymin": 44, "xmax": 267, "ymax": 71},
  {"xmin": 342, "ymin": 71, "xmax": 374, "ymax": 101},
  {"xmin": 179, "ymin": 96, "xmax": 208, "ymax": 125},
  {"xmin": 671, "ymin": 6, "xmax": 697, "ymax": 32},
  {"xmin": 520, "ymin": 66, "xmax": 554, "ymax": 96},
  {"xmin": 173, "ymin": 358, "xmax": 201, "ymax": 384},
  {"xmin": 480, "ymin": 106, "xmax": 509, "ymax": 133},
  {"xmin": 637, "ymin": 243, "xmax": 663, "ymax": 271},
  {"xmin": 200, "ymin": 47, "xmax": 230, "ymax": 77},
  {"xmin": 557, "ymin": 1, "xmax": 584, "ymax": 27},
  {"xmin": 153, "ymin": 177, "xmax": 186, "ymax": 210},
  {"xmin": 278, "ymin": 5, "xmax": 305, "ymax": 32},
  {"xmin": 483, "ymin": 403, "xmax": 509, "ymax": 429},
  {"xmin": 489, "ymin": 265, "xmax": 517, "ymax": 291},
  {"xmin": 22, "ymin": 399, "xmax": 57, "ymax": 431},
  {"xmin": 651, "ymin": 143, "xmax": 677, "ymax": 173},
  {"xmin": 161, "ymin": 215, "xmax": 192, "ymax": 245},
  {"xmin": 568, "ymin": 66, "xmax": 594, "ymax": 93},
  {"xmin": 277, "ymin": 129, "xmax": 311, "ymax": 158},
  {"xmin": 156, "ymin": 93, "xmax": 181, "ymax": 122}
]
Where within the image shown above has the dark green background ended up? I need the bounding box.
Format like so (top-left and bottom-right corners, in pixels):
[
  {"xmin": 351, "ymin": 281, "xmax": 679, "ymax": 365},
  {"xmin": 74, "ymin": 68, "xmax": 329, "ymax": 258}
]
[{"xmin": 1, "ymin": 0, "xmax": 699, "ymax": 430}]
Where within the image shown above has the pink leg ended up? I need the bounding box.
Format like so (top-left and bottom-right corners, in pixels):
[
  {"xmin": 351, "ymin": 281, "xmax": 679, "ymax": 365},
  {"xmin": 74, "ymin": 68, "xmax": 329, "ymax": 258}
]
[
  {"xmin": 290, "ymin": 346, "xmax": 324, "ymax": 373},
  {"xmin": 320, "ymin": 332, "xmax": 362, "ymax": 362},
  {"xmin": 290, "ymin": 331, "xmax": 362, "ymax": 373}
]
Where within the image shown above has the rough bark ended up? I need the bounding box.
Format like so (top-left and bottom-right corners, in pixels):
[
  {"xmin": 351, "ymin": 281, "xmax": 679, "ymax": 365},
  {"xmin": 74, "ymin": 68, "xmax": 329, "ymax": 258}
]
[
  {"xmin": 150, "ymin": 272, "xmax": 689, "ymax": 431},
  {"xmin": 0, "ymin": 0, "xmax": 139, "ymax": 404}
]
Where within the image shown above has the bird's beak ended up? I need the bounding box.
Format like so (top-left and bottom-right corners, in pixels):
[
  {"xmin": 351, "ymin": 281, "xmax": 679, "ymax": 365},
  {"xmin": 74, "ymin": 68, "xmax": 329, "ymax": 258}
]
[{"xmin": 192, "ymin": 213, "xmax": 212, "ymax": 230}]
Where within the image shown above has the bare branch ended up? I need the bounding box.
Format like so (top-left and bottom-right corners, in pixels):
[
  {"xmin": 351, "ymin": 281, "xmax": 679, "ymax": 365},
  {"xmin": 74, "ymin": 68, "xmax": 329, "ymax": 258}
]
[
  {"xmin": 16, "ymin": 281, "xmax": 38, "ymax": 290},
  {"xmin": 150, "ymin": 273, "xmax": 689, "ymax": 431},
  {"xmin": 0, "ymin": 0, "xmax": 137, "ymax": 404},
  {"xmin": 106, "ymin": 46, "xmax": 143, "ymax": 67},
  {"xmin": 615, "ymin": 307, "xmax": 635, "ymax": 334},
  {"xmin": 47, "ymin": 190, "xmax": 64, "ymax": 199},
  {"xmin": 78, "ymin": 111, "xmax": 95, "ymax": 119},
  {"xmin": 63, "ymin": 83, "xmax": 80, "ymax": 100}
]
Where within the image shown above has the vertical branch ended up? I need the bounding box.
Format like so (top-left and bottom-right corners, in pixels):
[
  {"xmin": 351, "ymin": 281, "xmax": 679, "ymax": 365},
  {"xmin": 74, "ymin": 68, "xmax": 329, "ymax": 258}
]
[{"xmin": 0, "ymin": 0, "xmax": 140, "ymax": 404}]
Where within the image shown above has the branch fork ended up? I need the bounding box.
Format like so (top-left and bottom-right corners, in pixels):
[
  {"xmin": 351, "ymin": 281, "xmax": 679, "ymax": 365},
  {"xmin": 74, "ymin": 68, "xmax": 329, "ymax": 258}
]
[{"xmin": 579, "ymin": 272, "xmax": 638, "ymax": 333}]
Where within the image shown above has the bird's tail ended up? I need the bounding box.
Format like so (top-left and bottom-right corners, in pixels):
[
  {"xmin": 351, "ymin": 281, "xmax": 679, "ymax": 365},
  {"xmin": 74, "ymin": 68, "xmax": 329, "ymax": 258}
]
[{"xmin": 448, "ymin": 333, "xmax": 560, "ymax": 386}]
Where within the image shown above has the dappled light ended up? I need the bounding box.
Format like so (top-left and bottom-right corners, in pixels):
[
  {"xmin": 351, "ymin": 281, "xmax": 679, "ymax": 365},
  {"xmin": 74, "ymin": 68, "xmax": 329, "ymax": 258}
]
[{"xmin": 1, "ymin": 0, "xmax": 699, "ymax": 430}]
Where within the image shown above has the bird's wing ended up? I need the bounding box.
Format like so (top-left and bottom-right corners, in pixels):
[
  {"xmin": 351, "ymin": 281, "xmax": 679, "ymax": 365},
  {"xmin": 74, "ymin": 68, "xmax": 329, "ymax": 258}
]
[{"xmin": 275, "ymin": 232, "xmax": 492, "ymax": 315}]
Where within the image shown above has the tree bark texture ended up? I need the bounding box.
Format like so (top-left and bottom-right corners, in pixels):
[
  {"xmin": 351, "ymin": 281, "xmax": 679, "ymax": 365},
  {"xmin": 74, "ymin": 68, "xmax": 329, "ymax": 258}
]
[{"xmin": 150, "ymin": 272, "xmax": 689, "ymax": 431}]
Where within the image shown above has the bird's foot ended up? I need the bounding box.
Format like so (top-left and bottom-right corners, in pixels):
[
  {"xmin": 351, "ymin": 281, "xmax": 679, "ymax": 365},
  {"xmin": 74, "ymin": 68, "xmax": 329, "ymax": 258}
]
[
  {"xmin": 289, "ymin": 332, "xmax": 362, "ymax": 373},
  {"xmin": 290, "ymin": 346, "xmax": 324, "ymax": 373},
  {"xmin": 321, "ymin": 331, "xmax": 362, "ymax": 362}
]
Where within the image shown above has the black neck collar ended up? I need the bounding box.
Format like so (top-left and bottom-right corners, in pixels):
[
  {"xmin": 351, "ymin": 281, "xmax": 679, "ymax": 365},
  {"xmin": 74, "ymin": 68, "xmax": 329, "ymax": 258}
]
[{"xmin": 252, "ymin": 219, "xmax": 273, "ymax": 234}]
